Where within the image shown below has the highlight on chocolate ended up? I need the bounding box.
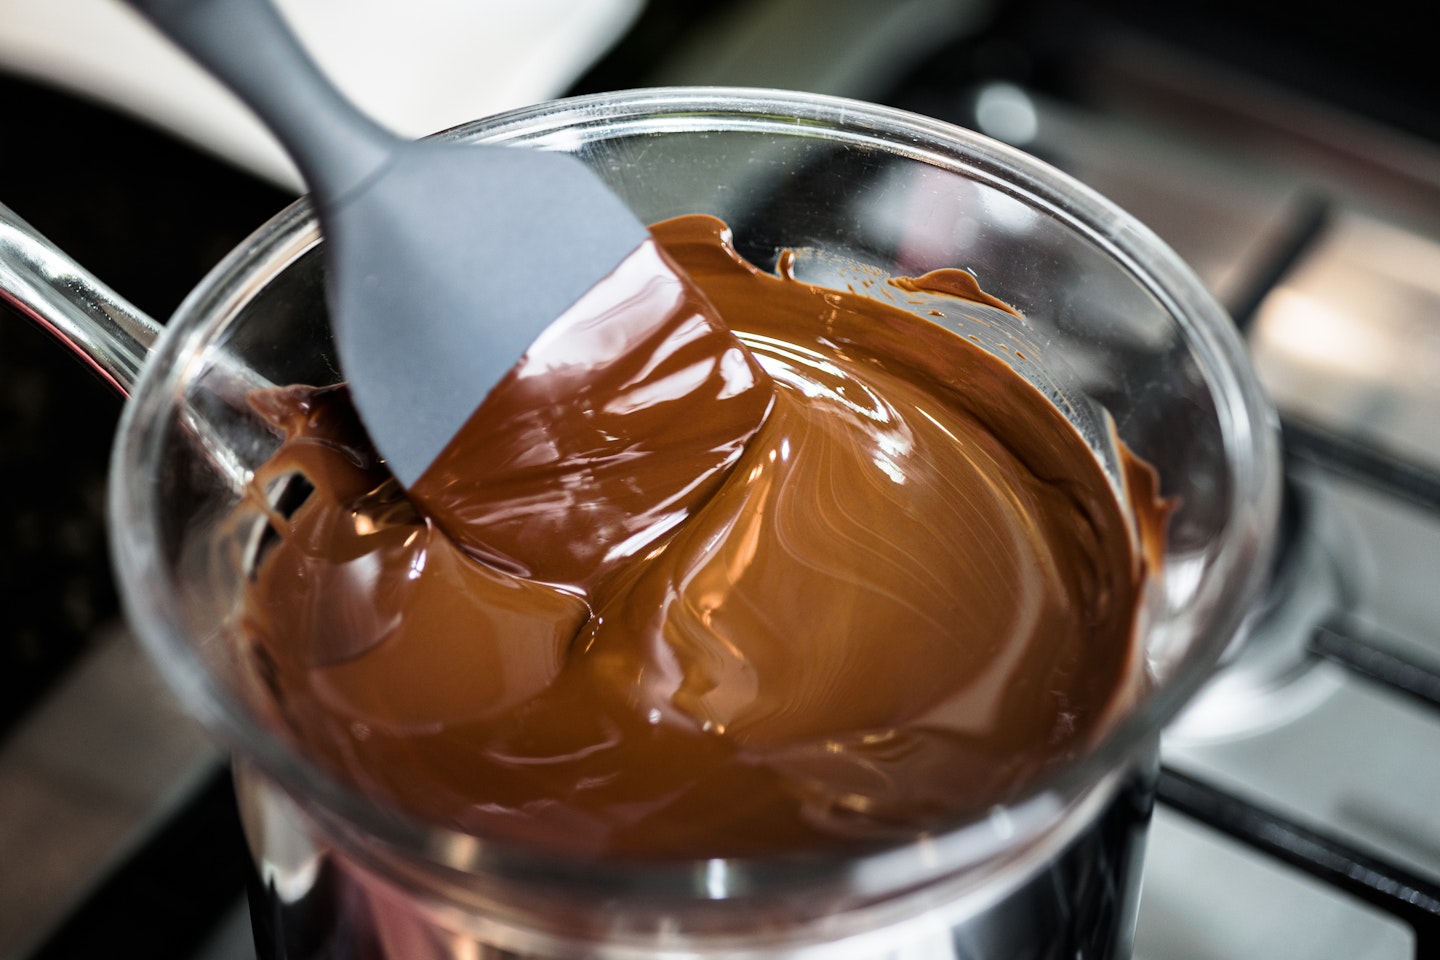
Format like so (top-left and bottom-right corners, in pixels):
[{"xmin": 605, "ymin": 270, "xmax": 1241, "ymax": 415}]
[{"xmin": 232, "ymin": 214, "xmax": 1168, "ymax": 860}]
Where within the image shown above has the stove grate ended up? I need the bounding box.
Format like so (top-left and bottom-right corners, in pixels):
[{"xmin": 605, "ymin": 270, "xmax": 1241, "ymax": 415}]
[{"xmin": 1158, "ymin": 766, "xmax": 1440, "ymax": 958}]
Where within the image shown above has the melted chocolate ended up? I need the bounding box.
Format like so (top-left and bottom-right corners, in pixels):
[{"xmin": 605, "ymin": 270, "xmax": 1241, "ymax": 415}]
[
  {"xmin": 238, "ymin": 215, "xmax": 1159, "ymax": 859},
  {"xmin": 409, "ymin": 238, "xmax": 774, "ymax": 591}
]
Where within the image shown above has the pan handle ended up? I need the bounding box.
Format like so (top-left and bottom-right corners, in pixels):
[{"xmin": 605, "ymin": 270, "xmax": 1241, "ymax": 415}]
[{"xmin": 0, "ymin": 200, "xmax": 159, "ymax": 396}]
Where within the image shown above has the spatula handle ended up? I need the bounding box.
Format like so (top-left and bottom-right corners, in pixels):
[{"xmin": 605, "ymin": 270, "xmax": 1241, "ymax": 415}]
[{"xmin": 125, "ymin": 0, "xmax": 395, "ymax": 205}]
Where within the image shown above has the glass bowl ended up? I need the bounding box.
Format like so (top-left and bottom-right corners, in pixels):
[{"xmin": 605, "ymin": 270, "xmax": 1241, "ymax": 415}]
[{"xmin": 109, "ymin": 87, "xmax": 1280, "ymax": 958}]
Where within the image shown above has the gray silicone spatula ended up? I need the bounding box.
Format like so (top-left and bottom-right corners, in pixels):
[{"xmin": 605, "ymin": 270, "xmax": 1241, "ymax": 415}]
[{"xmin": 125, "ymin": 0, "xmax": 652, "ymax": 488}]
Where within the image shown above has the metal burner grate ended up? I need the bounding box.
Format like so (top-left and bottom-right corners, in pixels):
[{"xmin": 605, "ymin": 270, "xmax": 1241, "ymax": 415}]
[{"xmin": 1158, "ymin": 767, "xmax": 1440, "ymax": 958}]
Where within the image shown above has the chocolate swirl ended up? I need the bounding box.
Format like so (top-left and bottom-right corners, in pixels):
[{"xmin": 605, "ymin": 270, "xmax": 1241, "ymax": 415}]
[{"xmin": 237, "ymin": 215, "xmax": 1159, "ymax": 859}]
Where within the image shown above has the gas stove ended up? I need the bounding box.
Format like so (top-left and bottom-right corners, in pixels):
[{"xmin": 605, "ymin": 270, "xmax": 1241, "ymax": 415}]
[
  {"xmin": 2, "ymin": 2, "xmax": 1438, "ymax": 958},
  {"xmin": 878, "ymin": 8, "xmax": 1440, "ymax": 957}
]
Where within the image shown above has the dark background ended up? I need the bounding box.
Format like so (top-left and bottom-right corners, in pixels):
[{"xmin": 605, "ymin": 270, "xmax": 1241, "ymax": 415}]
[{"xmin": 0, "ymin": 78, "xmax": 289, "ymax": 733}]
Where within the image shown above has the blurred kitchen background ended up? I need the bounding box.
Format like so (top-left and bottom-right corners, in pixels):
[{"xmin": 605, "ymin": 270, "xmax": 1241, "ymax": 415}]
[{"xmin": 2, "ymin": 1, "xmax": 1437, "ymax": 958}]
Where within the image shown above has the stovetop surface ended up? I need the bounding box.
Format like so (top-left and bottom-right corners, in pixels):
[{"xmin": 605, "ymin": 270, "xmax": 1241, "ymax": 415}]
[{"xmin": 3, "ymin": 2, "xmax": 1439, "ymax": 958}]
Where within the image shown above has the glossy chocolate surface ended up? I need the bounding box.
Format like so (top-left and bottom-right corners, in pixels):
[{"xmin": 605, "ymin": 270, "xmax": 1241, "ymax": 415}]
[{"xmin": 238, "ymin": 215, "xmax": 1158, "ymax": 859}]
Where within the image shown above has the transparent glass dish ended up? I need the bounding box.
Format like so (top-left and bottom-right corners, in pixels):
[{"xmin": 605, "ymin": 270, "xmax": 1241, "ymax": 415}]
[{"xmin": 11, "ymin": 87, "xmax": 1279, "ymax": 958}]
